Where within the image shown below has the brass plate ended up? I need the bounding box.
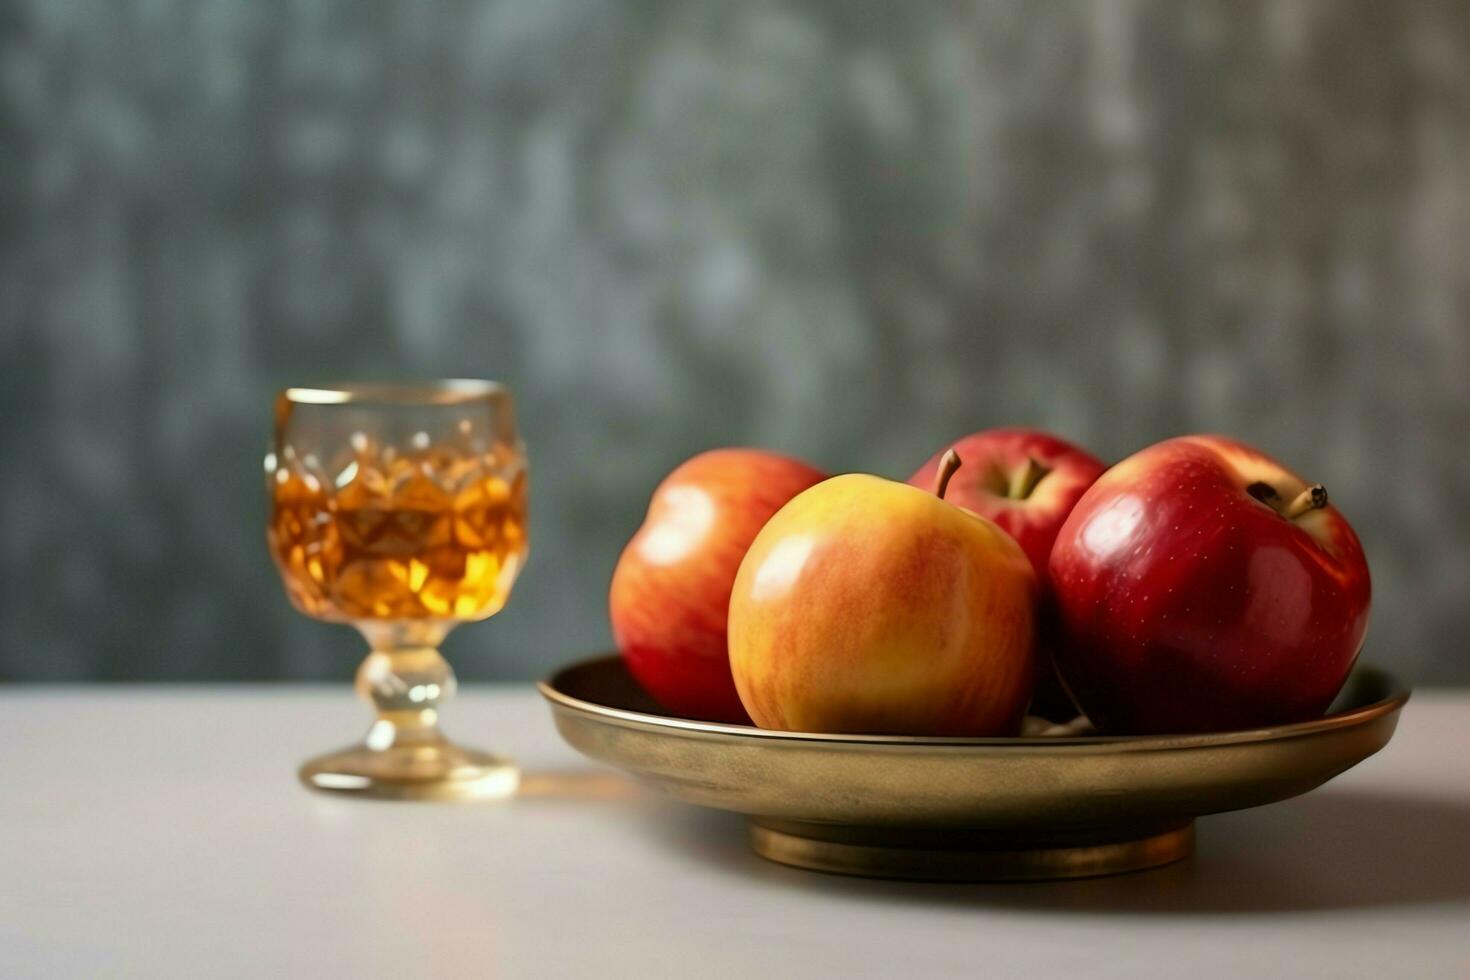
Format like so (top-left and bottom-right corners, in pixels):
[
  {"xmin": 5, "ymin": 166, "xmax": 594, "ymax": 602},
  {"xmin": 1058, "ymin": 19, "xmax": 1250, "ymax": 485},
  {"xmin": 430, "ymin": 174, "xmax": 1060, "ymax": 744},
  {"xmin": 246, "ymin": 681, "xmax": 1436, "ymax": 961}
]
[{"xmin": 538, "ymin": 656, "xmax": 1408, "ymax": 881}]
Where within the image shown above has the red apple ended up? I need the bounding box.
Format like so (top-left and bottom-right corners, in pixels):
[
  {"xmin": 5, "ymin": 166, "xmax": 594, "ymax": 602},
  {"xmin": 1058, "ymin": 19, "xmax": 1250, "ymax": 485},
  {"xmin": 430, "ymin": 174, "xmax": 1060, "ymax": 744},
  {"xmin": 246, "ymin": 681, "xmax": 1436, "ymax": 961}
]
[
  {"xmin": 909, "ymin": 428, "xmax": 1106, "ymax": 718},
  {"xmin": 610, "ymin": 449, "xmax": 825, "ymax": 722},
  {"xmin": 909, "ymin": 429, "xmax": 1106, "ymax": 579},
  {"xmin": 1048, "ymin": 435, "xmax": 1371, "ymax": 734}
]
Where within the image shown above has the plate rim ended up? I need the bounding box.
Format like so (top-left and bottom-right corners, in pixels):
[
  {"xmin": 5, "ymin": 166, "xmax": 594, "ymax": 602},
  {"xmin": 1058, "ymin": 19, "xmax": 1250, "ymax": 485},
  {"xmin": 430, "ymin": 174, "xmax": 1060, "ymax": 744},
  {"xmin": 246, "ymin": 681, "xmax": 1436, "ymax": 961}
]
[{"xmin": 538, "ymin": 654, "xmax": 1411, "ymax": 752}]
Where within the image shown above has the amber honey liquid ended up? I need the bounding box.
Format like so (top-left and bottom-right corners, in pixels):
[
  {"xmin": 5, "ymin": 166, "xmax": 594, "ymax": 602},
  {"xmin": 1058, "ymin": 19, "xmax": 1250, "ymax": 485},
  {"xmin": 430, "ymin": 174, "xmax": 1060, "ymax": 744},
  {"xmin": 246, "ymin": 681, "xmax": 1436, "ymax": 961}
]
[{"xmin": 269, "ymin": 441, "xmax": 527, "ymax": 622}]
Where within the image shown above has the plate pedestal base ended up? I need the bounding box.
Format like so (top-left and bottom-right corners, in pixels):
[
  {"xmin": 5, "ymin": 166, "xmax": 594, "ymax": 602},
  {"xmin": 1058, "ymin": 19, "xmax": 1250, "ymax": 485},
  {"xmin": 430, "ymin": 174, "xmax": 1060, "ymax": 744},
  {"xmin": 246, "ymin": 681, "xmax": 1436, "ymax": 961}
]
[{"xmin": 749, "ymin": 818, "xmax": 1195, "ymax": 882}]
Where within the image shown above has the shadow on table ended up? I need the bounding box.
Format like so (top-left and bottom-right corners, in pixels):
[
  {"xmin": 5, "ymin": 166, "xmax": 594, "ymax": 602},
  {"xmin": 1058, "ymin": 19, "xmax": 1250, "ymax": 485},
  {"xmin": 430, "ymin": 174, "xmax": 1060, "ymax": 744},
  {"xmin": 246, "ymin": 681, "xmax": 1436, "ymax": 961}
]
[{"xmin": 636, "ymin": 788, "xmax": 1470, "ymax": 914}]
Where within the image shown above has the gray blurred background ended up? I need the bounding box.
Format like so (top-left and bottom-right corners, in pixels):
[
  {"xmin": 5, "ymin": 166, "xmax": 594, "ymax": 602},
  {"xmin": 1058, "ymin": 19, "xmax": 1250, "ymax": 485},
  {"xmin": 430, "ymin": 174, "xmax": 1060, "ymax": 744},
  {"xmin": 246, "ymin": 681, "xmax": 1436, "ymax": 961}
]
[{"xmin": 2, "ymin": 0, "xmax": 1467, "ymax": 684}]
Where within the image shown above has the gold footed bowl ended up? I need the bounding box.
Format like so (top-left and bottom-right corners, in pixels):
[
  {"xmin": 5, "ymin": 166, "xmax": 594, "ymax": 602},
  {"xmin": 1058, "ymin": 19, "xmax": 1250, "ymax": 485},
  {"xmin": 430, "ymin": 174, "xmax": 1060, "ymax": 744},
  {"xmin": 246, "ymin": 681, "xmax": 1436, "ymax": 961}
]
[{"xmin": 539, "ymin": 656, "xmax": 1408, "ymax": 882}]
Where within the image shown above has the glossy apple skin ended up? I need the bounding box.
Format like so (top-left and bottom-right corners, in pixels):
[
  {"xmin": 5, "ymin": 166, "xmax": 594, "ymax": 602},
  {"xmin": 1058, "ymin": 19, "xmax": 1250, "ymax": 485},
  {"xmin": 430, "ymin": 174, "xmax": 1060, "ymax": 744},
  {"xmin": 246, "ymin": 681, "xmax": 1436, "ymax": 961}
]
[
  {"xmin": 909, "ymin": 429, "xmax": 1106, "ymax": 719},
  {"xmin": 1048, "ymin": 435, "xmax": 1371, "ymax": 734},
  {"xmin": 729, "ymin": 474, "xmax": 1037, "ymax": 736},
  {"xmin": 610, "ymin": 449, "xmax": 826, "ymax": 723}
]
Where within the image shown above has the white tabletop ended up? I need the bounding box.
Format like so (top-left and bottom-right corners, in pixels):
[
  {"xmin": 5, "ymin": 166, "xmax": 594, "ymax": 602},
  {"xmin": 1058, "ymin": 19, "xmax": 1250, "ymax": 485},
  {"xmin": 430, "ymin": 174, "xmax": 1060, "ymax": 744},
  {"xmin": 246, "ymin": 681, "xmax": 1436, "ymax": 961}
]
[{"xmin": 2, "ymin": 685, "xmax": 1468, "ymax": 980}]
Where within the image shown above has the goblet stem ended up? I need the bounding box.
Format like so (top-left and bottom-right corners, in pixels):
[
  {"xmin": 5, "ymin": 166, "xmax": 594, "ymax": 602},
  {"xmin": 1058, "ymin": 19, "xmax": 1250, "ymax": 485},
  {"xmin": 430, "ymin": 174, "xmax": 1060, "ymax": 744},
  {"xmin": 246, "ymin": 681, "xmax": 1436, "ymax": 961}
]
[
  {"xmin": 355, "ymin": 622, "xmax": 457, "ymax": 750},
  {"xmin": 297, "ymin": 621, "xmax": 519, "ymax": 800}
]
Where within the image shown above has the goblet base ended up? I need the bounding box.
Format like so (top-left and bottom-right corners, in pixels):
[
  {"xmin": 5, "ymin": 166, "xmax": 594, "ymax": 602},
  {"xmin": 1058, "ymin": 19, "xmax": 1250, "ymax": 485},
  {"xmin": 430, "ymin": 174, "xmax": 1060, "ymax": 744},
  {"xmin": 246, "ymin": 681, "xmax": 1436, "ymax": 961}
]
[{"xmin": 299, "ymin": 740, "xmax": 519, "ymax": 802}]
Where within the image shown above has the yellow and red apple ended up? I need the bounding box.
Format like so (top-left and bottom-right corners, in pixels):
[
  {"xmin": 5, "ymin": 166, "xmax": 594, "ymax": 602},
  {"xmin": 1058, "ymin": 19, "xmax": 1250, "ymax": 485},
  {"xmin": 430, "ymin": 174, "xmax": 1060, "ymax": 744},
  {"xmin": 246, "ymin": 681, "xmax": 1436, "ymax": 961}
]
[
  {"xmin": 729, "ymin": 454, "xmax": 1038, "ymax": 736},
  {"xmin": 909, "ymin": 428, "xmax": 1105, "ymax": 719},
  {"xmin": 609, "ymin": 449, "xmax": 825, "ymax": 722},
  {"xmin": 1049, "ymin": 435, "xmax": 1371, "ymax": 734}
]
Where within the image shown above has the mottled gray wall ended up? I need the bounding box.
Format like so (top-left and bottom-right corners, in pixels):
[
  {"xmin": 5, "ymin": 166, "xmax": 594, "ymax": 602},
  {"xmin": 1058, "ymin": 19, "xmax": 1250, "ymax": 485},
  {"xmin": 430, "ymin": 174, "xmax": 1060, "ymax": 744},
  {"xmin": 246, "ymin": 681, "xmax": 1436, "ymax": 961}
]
[{"xmin": 2, "ymin": 0, "xmax": 1468, "ymax": 684}]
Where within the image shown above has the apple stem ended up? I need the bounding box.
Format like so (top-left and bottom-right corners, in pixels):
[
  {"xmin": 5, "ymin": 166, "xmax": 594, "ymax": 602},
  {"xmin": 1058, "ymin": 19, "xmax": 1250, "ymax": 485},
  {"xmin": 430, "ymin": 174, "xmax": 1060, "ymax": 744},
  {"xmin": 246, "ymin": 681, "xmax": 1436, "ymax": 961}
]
[
  {"xmin": 932, "ymin": 449, "xmax": 963, "ymax": 500},
  {"xmin": 1008, "ymin": 456, "xmax": 1048, "ymax": 500},
  {"xmin": 1284, "ymin": 484, "xmax": 1329, "ymax": 519}
]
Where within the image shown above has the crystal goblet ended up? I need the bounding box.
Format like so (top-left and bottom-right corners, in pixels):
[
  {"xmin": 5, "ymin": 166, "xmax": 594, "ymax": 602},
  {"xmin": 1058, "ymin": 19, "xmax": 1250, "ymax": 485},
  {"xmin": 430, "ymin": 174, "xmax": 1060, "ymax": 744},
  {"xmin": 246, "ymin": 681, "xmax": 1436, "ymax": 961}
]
[{"xmin": 267, "ymin": 381, "xmax": 528, "ymax": 800}]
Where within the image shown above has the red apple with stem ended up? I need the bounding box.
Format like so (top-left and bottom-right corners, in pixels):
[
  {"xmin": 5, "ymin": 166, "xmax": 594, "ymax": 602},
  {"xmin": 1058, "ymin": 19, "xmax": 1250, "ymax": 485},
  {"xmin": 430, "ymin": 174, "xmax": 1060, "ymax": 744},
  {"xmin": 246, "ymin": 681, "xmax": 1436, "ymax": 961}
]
[
  {"xmin": 909, "ymin": 428, "xmax": 1106, "ymax": 718},
  {"xmin": 1048, "ymin": 435, "xmax": 1371, "ymax": 734},
  {"xmin": 610, "ymin": 449, "xmax": 825, "ymax": 722}
]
